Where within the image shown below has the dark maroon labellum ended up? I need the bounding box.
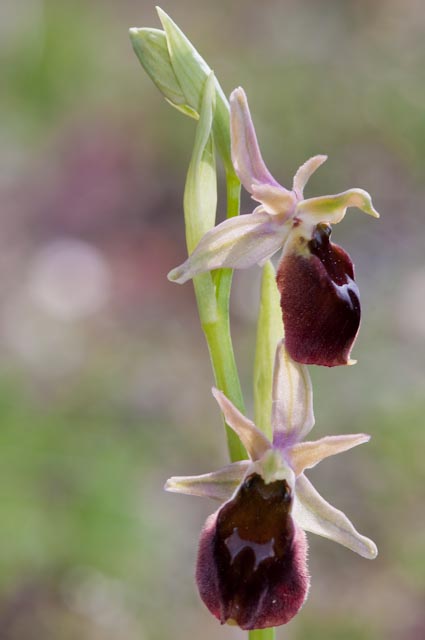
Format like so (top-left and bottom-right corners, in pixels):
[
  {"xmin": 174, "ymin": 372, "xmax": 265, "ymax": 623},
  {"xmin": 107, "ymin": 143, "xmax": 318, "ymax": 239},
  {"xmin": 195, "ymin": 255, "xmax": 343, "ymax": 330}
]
[
  {"xmin": 196, "ymin": 474, "xmax": 309, "ymax": 630},
  {"xmin": 277, "ymin": 224, "xmax": 361, "ymax": 367}
]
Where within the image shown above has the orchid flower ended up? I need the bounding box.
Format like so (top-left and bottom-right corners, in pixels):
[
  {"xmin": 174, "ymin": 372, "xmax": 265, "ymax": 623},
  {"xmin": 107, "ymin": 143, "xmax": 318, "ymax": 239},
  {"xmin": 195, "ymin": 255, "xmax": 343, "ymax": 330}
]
[
  {"xmin": 168, "ymin": 87, "xmax": 380, "ymax": 367},
  {"xmin": 166, "ymin": 340, "xmax": 377, "ymax": 630}
]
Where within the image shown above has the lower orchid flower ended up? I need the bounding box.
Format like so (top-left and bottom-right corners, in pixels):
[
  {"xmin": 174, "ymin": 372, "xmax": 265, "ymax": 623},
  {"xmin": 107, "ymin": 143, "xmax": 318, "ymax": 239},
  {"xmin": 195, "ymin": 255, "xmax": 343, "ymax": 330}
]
[
  {"xmin": 168, "ymin": 87, "xmax": 379, "ymax": 367},
  {"xmin": 166, "ymin": 340, "xmax": 377, "ymax": 630}
]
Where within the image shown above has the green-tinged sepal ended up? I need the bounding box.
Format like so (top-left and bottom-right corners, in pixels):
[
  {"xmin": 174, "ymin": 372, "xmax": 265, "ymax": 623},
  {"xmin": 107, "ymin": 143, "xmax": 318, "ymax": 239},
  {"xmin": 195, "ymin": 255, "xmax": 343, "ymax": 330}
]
[
  {"xmin": 254, "ymin": 261, "xmax": 283, "ymax": 440},
  {"xmin": 296, "ymin": 188, "xmax": 380, "ymax": 226}
]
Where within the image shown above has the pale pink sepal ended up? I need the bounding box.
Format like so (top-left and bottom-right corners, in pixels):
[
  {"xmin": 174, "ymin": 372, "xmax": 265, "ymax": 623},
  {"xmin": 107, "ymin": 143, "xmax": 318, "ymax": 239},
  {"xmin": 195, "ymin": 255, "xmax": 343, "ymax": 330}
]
[
  {"xmin": 165, "ymin": 460, "xmax": 250, "ymax": 502},
  {"xmin": 167, "ymin": 209, "xmax": 289, "ymax": 284},
  {"xmin": 289, "ymin": 433, "xmax": 370, "ymax": 476},
  {"xmin": 230, "ymin": 87, "xmax": 283, "ymax": 194},
  {"xmin": 212, "ymin": 387, "xmax": 272, "ymax": 461},
  {"xmin": 293, "ymin": 474, "xmax": 378, "ymax": 559},
  {"xmin": 271, "ymin": 340, "xmax": 314, "ymax": 447}
]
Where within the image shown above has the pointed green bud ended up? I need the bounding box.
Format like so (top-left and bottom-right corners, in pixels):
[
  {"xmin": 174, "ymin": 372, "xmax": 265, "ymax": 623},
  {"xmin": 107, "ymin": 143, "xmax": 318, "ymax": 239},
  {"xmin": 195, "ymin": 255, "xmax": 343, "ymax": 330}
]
[
  {"xmin": 156, "ymin": 7, "xmax": 211, "ymax": 112},
  {"xmin": 156, "ymin": 7, "xmax": 233, "ymax": 172},
  {"xmin": 130, "ymin": 8, "xmax": 234, "ymax": 173},
  {"xmin": 254, "ymin": 261, "xmax": 284, "ymax": 440},
  {"xmin": 129, "ymin": 27, "xmax": 198, "ymax": 119}
]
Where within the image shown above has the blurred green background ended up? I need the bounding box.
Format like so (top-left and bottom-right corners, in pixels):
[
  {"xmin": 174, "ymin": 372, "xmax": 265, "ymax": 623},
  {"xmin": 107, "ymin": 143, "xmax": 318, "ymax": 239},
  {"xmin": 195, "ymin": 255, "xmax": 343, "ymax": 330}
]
[{"xmin": 1, "ymin": 0, "xmax": 424, "ymax": 638}]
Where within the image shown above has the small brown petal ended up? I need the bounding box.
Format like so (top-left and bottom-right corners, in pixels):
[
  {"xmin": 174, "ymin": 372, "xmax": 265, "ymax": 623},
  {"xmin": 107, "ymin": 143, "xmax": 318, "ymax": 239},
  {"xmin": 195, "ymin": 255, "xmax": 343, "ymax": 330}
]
[
  {"xmin": 277, "ymin": 224, "xmax": 360, "ymax": 367},
  {"xmin": 196, "ymin": 473, "xmax": 309, "ymax": 630}
]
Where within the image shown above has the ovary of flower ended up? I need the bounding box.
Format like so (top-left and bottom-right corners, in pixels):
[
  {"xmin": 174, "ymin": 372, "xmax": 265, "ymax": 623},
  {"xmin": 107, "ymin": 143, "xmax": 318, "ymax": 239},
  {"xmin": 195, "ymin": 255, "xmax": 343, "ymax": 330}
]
[{"xmin": 165, "ymin": 340, "xmax": 377, "ymax": 630}]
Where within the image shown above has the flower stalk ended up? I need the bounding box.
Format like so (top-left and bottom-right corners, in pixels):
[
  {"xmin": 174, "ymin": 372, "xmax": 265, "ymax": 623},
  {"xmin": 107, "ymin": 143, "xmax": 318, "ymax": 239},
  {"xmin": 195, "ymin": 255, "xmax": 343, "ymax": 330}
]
[{"xmin": 249, "ymin": 629, "xmax": 276, "ymax": 640}]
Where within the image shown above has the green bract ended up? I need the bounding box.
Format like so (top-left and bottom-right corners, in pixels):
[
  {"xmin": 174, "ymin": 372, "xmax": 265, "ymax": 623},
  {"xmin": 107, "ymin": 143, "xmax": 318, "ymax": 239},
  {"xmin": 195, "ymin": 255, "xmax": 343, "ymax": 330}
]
[
  {"xmin": 184, "ymin": 72, "xmax": 218, "ymax": 326},
  {"xmin": 254, "ymin": 261, "xmax": 283, "ymax": 440}
]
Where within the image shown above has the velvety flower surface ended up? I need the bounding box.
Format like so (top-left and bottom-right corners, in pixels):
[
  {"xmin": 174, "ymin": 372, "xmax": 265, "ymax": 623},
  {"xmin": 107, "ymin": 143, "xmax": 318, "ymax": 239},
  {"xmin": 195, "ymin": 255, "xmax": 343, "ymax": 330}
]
[
  {"xmin": 278, "ymin": 223, "xmax": 361, "ymax": 366},
  {"xmin": 168, "ymin": 88, "xmax": 379, "ymax": 366},
  {"xmin": 166, "ymin": 341, "xmax": 377, "ymax": 630}
]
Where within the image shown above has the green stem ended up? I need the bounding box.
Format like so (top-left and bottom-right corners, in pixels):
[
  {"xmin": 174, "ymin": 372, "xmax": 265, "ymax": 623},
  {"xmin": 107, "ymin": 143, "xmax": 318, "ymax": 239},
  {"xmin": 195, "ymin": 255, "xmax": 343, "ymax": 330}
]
[
  {"xmin": 203, "ymin": 317, "xmax": 245, "ymax": 461},
  {"xmin": 249, "ymin": 629, "xmax": 276, "ymax": 640},
  {"xmin": 201, "ymin": 169, "xmax": 246, "ymax": 462}
]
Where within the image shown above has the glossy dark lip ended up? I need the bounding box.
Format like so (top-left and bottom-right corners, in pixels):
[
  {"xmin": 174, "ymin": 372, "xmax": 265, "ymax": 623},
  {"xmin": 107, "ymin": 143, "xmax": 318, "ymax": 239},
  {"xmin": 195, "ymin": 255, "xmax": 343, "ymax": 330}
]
[
  {"xmin": 277, "ymin": 225, "xmax": 361, "ymax": 367},
  {"xmin": 195, "ymin": 473, "xmax": 309, "ymax": 630}
]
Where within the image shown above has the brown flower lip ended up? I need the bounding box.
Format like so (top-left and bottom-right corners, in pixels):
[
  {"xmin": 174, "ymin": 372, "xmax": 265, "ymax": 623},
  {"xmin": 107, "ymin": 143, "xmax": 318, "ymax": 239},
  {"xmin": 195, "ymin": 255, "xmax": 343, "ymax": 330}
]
[
  {"xmin": 277, "ymin": 224, "xmax": 361, "ymax": 367},
  {"xmin": 196, "ymin": 473, "xmax": 309, "ymax": 630}
]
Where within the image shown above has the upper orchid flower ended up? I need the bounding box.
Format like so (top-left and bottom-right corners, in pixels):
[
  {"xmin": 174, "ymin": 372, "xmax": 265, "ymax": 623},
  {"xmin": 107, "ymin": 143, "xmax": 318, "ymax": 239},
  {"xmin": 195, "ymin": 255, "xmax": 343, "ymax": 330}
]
[
  {"xmin": 166, "ymin": 340, "xmax": 377, "ymax": 630},
  {"xmin": 168, "ymin": 87, "xmax": 379, "ymax": 367}
]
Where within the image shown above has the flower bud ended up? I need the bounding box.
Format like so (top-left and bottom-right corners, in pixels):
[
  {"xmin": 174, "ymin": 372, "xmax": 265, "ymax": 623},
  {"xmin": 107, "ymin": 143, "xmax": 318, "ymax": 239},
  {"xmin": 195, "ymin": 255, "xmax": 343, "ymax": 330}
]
[
  {"xmin": 130, "ymin": 8, "xmax": 233, "ymax": 173},
  {"xmin": 129, "ymin": 27, "xmax": 198, "ymax": 119}
]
